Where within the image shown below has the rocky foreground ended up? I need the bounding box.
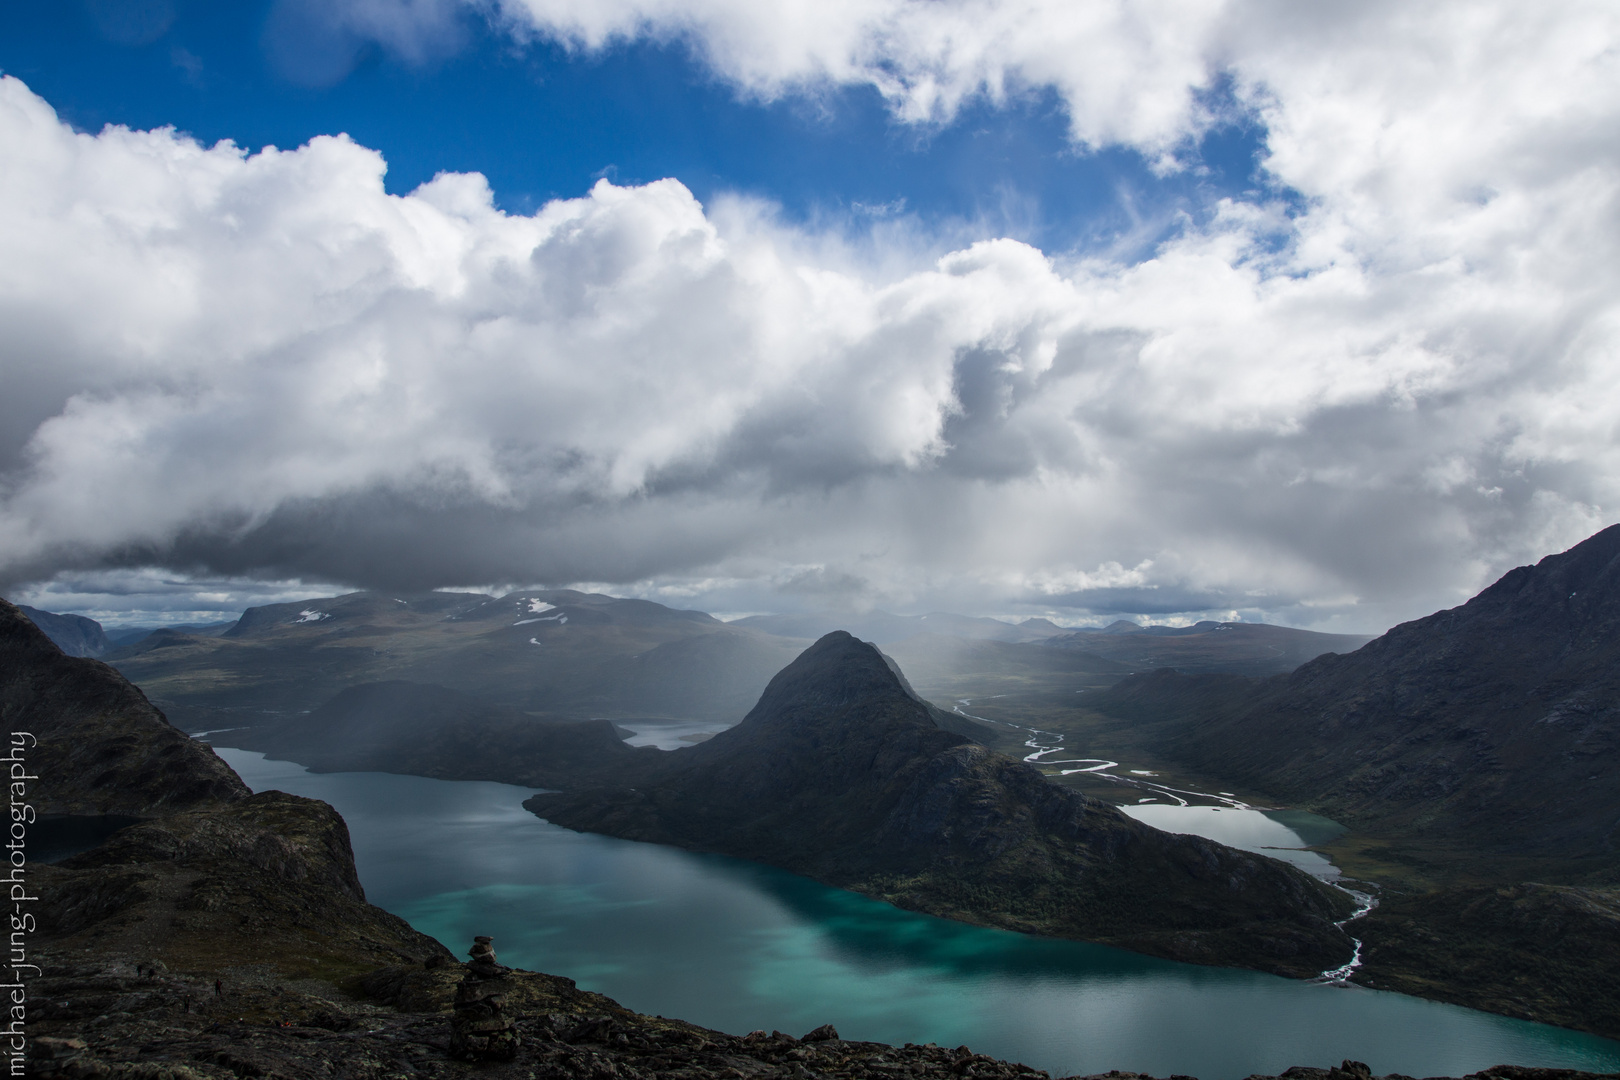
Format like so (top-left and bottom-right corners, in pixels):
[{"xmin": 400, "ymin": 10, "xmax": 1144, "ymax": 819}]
[{"xmin": 30, "ymin": 943, "xmax": 1620, "ymax": 1080}]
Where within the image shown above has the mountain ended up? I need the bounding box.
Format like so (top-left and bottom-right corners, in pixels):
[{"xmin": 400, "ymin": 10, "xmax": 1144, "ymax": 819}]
[
  {"xmin": 1046, "ymin": 620, "xmax": 1374, "ymax": 677},
  {"xmin": 231, "ymin": 679, "xmax": 658, "ymax": 787},
  {"xmin": 527, "ymin": 632, "xmax": 1356, "ymax": 978},
  {"xmin": 734, "ymin": 610, "xmax": 1070, "ymax": 644},
  {"xmin": 5, "ymin": 594, "xmax": 454, "ymax": 1001},
  {"xmin": 16, "ymin": 603, "xmax": 110, "ymax": 658},
  {"xmin": 1, "ymin": 598, "xmax": 245, "ymax": 814},
  {"xmin": 106, "ymin": 588, "xmax": 808, "ymax": 730},
  {"xmin": 102, "ymin": 620, "xmax": 236, "ymax": 648},
  {"xmin": 1081, "ymin": 529, "xmax": 1620, "ymax": 1038},
  {"xmin": 1092, "ymin": 525, "xmax": 1620, "ymax": 868}
]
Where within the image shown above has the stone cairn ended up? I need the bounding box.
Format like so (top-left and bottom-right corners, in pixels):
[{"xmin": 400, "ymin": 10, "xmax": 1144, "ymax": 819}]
[{"xmin": 449, "ymin": 935, "xmax": 521, "ymax": 1062}]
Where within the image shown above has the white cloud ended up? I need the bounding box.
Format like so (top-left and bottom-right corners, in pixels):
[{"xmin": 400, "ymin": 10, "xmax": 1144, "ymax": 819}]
[
  {"xmin": 2, "ymin": 0, "xmax": 1620, "ymax": 634},
  {"xmin": 486, "ymin": 0, "xmax": 1224, "ymax": 158}
]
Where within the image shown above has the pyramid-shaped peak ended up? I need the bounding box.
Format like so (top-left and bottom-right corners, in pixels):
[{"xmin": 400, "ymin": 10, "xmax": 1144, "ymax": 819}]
[{"xmin": 748, "ymin": 631, "xmax": 908, "ymax": 712}]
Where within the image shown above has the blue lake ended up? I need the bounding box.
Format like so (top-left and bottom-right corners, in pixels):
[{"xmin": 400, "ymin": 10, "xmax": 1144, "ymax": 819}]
[{"xmin": 216, "ymin": 747, "xmax": 1620, "ymax": 1080}]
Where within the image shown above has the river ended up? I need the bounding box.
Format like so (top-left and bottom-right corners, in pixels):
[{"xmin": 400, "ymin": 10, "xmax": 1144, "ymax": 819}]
[{"xmin": 215, "ymin": 747, "xmax": 1620, "ymax": 1080}]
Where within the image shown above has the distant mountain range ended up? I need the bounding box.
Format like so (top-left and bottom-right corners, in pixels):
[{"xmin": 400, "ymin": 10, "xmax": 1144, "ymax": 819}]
[
  {"xmin": 101, "ymin": 588, "xmax": 808, "ymax": 729},
  {"xmin": 731, "ymin": 610, "xmax": 1069, "ymax": 644},
  {"xmin": 56, "ymin": 587, "xmax": 1358, "ymax": 733},
  {"xmin": 1047, "ymin": 620, "xmax": 1374, "ymax": 677},
  {"xmin": 12, "ymin": 605, "xmax": 234, "ymax": 658}
]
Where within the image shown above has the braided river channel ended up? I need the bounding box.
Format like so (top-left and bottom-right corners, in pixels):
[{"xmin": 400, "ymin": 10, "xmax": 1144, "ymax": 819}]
[{"xmin": 215, "ymin": 747, "xmax": 1620, "ymax": 1080}]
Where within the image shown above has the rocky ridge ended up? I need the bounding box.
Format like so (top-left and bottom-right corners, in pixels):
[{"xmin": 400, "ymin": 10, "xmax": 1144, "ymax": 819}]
[{"xmin": 1, "ymin": 598, "xmax": 247, "ymax": 815}]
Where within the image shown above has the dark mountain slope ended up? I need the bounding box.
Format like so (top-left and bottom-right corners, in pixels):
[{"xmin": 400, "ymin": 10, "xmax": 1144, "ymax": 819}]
[
  {"xmin": 232, "ymin": 679, "xmax": 656, "ymax": 788},
  {"xmin": 0, "ymin": 592, "xmax": 453, "ymax": 994},
  {"xmin": 528, "ymin": 632, "xmax": 1356, "ymax": 978},
  {"xmin": 1093, "ymin": 525, "xmax": 1620, "ymax": 867},
  {"xmin": 0, "ymin": 598, "xmax": 246, "ymax": 815}
]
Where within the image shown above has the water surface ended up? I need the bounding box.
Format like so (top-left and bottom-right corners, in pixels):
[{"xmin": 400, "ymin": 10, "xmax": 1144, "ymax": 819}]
[
  {"xmin": 215, "ymin": 748, "xmax": 1620, "ymax": 1080},
  {"xmin": 1119, "ymin": 805, "xmax": 1344, "ymax": 880}
]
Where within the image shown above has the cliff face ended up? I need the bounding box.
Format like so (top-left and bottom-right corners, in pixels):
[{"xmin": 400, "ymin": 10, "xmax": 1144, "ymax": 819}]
[
  {"xmin": 1092, "ymin": 525, "xmax": 1620, "ymax": 867},
  {"xmin": 36, "ymin": 789, "xmax": 453, "ymax": 979},
  {"xmin": 16, "ymin": 604, "xmax": 109, "ymax": 657},
  {"xmin": 528, "ymin": 632, "xmax": 1357, "ymax": 978},
  {"xmin": 0, "ymin": 597, "xmax": 248, "ymax": 815}
]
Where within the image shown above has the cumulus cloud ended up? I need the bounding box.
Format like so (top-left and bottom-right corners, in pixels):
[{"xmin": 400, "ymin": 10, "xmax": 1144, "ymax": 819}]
[
  {"xmin": 482, "ymin": 0, "xmax": 1224, "ymax": 158},
  {"xmin": 2, "ymin": 0, "xmax": 1619, "ymax": 633}
]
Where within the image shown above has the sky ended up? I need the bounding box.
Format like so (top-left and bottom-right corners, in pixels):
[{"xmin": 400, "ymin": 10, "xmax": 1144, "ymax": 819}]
[{"xmin": 1, "ymin": 0, "xmax": 1617, "ymax": 632}]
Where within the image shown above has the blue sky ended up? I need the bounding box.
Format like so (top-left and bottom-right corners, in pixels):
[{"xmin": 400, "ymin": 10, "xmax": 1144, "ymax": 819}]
[
  {"xmin": 1, "ymin": 1, "xmax": 1615, "ymax": 632},
  {"xmin": 1, "ymin": 0, "xmax": 1268, "ymax": 254}
]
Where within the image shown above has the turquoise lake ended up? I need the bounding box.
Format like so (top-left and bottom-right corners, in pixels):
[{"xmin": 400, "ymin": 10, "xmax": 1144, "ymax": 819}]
[{"xmin": 216, "ymin": 748, "xmax": 1620, "ymax": 1080}]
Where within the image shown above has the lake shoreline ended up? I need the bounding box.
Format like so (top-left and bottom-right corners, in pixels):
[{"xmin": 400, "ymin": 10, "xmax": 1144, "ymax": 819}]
[{"xmin": 208, "ymin": 745, "xmax": 1620, "ymax": 1080}]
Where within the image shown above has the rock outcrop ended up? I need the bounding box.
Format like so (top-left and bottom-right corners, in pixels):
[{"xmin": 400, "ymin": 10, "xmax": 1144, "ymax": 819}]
[{"xmin": 528, "ymin": 632, "xmax": 1358, "ymax": 978}]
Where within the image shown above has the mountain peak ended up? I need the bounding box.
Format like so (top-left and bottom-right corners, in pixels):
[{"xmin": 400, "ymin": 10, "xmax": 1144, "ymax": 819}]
[{"xmin": 740, "ymin": 631, "xmax": 914, "ymax": 725}]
